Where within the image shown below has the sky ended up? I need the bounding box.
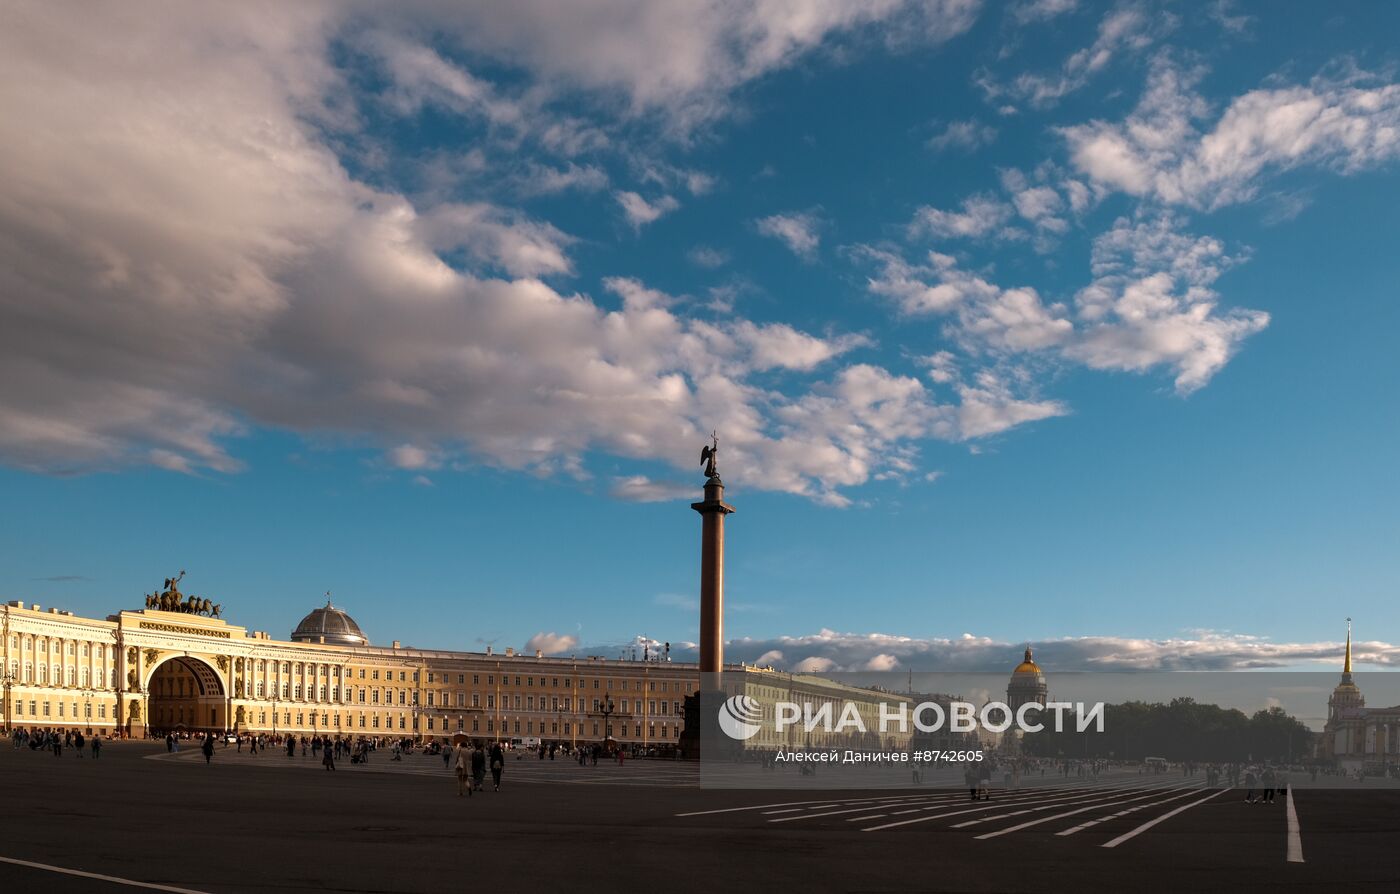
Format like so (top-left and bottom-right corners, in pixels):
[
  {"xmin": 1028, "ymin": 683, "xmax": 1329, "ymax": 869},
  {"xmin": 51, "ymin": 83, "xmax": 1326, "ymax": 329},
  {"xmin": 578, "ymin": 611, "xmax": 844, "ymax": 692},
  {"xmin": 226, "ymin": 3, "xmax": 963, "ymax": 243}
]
[{"xmin": 1, "ymin": 1, "xmax": 1398, "ymax": 673}]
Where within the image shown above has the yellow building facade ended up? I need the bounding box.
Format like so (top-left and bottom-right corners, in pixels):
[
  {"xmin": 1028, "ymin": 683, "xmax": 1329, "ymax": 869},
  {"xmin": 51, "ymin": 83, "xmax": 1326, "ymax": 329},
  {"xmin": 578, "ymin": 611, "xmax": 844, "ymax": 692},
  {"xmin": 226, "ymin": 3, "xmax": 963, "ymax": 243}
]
[{"xmin": 2, "ymin": 597, "xmax": 698, "ymax": 747}]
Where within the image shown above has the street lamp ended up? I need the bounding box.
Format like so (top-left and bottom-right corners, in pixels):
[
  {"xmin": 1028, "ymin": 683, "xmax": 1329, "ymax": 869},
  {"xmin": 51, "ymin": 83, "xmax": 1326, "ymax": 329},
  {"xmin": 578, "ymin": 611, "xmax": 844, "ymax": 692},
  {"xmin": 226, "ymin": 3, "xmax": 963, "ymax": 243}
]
[
  {"xmin": 80, "ymin": 687, "xmax": 95, "ymax": 735},
  {"xmin": 599, "ymin": 697, "xmax": 616, "ymax": 751},
  {"xmin": 1, "ymin": 606, "xmax": 12, "ymax": 735}
]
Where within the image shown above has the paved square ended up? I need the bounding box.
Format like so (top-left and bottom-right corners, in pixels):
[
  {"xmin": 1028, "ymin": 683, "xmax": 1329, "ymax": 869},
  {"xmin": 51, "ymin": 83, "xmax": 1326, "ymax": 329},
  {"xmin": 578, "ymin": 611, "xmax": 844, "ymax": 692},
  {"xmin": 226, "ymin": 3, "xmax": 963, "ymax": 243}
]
[{"xmin": 4, "ymin": 741, "xmax": 1400, "ymax": 892}]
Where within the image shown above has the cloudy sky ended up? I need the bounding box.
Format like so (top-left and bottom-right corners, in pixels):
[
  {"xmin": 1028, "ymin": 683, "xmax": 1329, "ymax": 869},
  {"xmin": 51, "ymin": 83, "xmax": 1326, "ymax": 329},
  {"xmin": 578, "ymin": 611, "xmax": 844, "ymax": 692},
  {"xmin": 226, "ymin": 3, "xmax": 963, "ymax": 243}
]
[{"xmin": 2, "ymin": 1, "xmax": 1397, "ymax": 672}]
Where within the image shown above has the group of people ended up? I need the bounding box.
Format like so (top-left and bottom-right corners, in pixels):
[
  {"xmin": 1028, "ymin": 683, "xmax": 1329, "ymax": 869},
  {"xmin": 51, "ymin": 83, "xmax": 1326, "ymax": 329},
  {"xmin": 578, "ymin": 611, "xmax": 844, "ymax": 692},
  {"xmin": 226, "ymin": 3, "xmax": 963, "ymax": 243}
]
[
  {"xmin": 451, "ymin": 740, "xmax": 506, "ymax": 796},
  {"xmin": 10, "ymin": 727, "xmax": 102, "ymax": 758}
]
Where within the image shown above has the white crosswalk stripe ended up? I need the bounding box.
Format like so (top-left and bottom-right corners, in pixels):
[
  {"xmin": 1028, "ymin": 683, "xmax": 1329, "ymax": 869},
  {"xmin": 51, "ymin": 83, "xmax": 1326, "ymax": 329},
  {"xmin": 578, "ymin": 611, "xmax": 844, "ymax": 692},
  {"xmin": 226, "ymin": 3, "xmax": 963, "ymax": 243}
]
[
  {"xmin": 675, "ymin": 770, "xmax": 1249, "ymax": 852},
  {"xmin": 971, "ymin": 784, "xmax": 1203, "ymax": 840}
]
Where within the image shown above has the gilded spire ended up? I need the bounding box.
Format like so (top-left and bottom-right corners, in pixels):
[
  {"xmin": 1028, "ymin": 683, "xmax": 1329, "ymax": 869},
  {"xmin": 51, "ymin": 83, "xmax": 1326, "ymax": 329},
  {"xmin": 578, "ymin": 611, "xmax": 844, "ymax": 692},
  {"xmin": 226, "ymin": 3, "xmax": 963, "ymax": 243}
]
[{"xmin": 1344, "ymin": 617, "xmax": 1352, "ymax": 676}]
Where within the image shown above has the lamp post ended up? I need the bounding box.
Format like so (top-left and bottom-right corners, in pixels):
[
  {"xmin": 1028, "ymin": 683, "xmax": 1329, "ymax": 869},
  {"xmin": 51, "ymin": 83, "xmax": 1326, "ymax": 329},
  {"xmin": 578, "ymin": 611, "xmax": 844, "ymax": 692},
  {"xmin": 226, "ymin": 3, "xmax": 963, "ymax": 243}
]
[
  {"xmin": 600, "ymin": 697, "xmax": 616, "ymax": 752},
  {"xmin": 1, "ymin": 606, "xmax": 12, "ymax": 735},
  {"xmin": 81, "ymin": 686, "xmax": 95, "ymax": 735}
]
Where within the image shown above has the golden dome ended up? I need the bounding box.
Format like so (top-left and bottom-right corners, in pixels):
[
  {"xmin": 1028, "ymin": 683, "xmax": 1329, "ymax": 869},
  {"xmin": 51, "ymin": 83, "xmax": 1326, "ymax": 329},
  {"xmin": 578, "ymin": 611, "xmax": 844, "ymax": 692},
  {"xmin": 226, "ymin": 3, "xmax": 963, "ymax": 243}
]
[{"xmin": 1012, "ymin": 647, "xmax": 1041, "ymax": 675}]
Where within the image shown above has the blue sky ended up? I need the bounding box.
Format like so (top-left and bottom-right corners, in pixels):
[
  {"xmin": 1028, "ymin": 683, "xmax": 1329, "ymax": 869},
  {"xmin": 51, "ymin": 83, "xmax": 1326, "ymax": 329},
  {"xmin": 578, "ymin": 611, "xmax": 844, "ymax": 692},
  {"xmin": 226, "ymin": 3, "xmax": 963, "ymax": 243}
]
[{"xmin": 1, "ymin": 1, "xmax": 1397, "ymax": 672}]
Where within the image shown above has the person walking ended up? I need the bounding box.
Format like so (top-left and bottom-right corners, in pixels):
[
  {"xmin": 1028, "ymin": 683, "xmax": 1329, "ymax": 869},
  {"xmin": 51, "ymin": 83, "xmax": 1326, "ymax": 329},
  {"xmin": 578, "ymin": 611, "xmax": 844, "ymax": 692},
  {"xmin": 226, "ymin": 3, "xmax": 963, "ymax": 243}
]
[
  {"xmin": 91, "ymin": 735, "xmax": 101, "ymax": 759},
  {"xmin": 471, "ymin": 741, "xmax": 487, "ymax": 793},
  {"xmin": 74, "ymin": 731, "xmax": 85, "ymax": 757},
  {"xmin": 323, "ymin": 739, "xmax": 336, "ymax": 772},
  {"xmin": 453, "ymin": 741, "xmax": 472, "ymax": 797},
  {"xmin": 202, "ymin": 733, "xmax": 215, "ymax": 765},
  {"xmin": 1244, "ymin": 767, "xmax": 1258, "ymax": 803},
  {"xmin": 489, "ymin": 742, "xmax": 505, "ymax": 791},
  {"xmin": 1261, "ymin": 766, "xmax": 1276, "ymax": 804}
]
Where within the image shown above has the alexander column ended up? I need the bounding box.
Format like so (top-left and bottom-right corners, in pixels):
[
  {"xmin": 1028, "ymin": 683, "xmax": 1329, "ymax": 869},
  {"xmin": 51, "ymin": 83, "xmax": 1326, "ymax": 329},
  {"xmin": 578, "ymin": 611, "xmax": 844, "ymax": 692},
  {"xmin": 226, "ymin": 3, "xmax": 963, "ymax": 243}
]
[{"xmin": 692, "ymin": 432, "xmax": 735, "ymax": 683}]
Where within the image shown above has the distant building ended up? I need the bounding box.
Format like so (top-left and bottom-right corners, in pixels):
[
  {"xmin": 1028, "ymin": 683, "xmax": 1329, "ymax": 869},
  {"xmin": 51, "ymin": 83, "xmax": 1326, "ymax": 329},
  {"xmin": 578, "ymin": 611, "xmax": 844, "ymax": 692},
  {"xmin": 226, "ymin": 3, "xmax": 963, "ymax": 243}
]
[
  {"xmin": 1, "ymin": 595, "xmax": 698, "ymax": 748},
  {"xmin": 726, "ymin": 667, "xmax": 913, "ymax": 753},
  {"xmin": 1322, "ymin": 620, "xmax": 1400, "ymax": 772},
  {"xmin": 1007, "ymin": 646, "xmax": 1048, "ymax": 712},
  {"xmin": 1003, "ymin": 646, "xmax": 1048, "ymax": 753}
]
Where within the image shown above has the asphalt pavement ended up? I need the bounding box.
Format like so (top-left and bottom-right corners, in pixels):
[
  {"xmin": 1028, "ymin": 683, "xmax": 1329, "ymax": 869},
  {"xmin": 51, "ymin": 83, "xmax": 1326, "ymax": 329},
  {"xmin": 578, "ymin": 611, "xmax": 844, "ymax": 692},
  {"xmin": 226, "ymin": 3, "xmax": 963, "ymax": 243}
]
[{"xmin": 2, "ymin": 741, "xmax": 1398, "ymax": 893}]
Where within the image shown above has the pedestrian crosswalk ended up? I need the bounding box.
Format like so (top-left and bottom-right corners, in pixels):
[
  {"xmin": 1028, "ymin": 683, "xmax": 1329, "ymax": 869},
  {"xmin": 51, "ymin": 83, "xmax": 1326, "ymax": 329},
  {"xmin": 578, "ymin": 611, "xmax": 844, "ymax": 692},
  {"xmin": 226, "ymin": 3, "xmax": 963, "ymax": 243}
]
[{"xmin": 674, "ymin": 774, "xmax": 1258, "ymax": 849}]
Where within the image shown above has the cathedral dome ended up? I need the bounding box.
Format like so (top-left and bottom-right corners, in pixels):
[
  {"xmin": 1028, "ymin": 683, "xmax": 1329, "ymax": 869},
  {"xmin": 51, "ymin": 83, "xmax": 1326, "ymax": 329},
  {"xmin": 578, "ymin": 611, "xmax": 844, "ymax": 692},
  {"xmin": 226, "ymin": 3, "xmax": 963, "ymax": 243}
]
[
  {"xmin": 1013, "ymin": 653, "xmax": 1041, "ymax": 676},
  {"xmin": 1007, "ymin": 647, "xmax": 1048, "ymax": 711},
  {"xmin": 291, "ymin": 601, "xmax": 368, "ymax": 646}
]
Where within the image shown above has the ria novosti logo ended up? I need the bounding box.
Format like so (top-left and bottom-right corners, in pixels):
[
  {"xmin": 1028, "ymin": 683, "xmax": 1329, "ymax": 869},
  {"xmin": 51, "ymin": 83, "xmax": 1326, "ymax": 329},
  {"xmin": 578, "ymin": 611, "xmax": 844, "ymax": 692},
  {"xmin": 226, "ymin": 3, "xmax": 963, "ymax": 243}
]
[{"xmin": 717, "ymin": 694, "xmax": 764, "ymax": 740}]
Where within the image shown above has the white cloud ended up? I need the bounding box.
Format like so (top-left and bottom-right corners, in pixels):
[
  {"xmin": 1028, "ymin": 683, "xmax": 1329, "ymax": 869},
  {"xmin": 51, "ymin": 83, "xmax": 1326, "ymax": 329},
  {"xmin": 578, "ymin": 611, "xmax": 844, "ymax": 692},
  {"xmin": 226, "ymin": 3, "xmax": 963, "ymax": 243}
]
[
  {"xmin": 515, "ymin": 162, "xmax": 610, "ymax": 196},
  {"xmin": 860, "ymin": 214, "xmax": 1266, "ymax": 396},
  {"xmin": 955, "ymin": 369, "xmax": 1067, "ymax": 437},
  {"xmin": 1011, "ymin": 0, "xmax": 1078, "ymax": 25},
  {"xmin": 1068, "ymin": 215, "xmax": 1268, "ymax": 394},
  {"xmin": 388, "ymin": 444, "xmax": 440, "ymax": 470},
  {"xmin": 3, "ymin": 5, "xmax": 995, "ymax": 505},
  {"xmin": 419, "ymin": 203, "xmax": 575, "ymax": 277},
  {"xmin": 525, "ymin": 631, "xmax": 579, "ymax": 655},
  {"xmin": 615, "ymin": 191, "xmax": 680, "ymax": 230},
  {"xmin": 755, "ymin": 211, "xmax": 823, "ymax": 259},
  {"xmin": 692, "ymin": 628, "xmax": 1400, "ymax": 672},
  {"xmin": 986, "ymin": 3, "xmax": 1166, "ymax": 108},
  {"xmin": 791, "ymin": 656, "xmax": 836, "ymax": 673},
  {"xmin": 1064, "ymin": 56, "xmax": 1400, "ymax": 209},
  {"xmin": 398, "ymin": 0, "xmax": 981, "ymax": 132},
  {"xmin": 908, "ymin": 194, "xmax": 1014, "ymax": 240},
  {"xmin": 687, "ymin": 246, "xmax": 729, "ymax": 268},
  {"xmin": 609, "ymin": 475, "xmax": 695, "ymax": 502},
  {"xmin": 927, "ymin": 119, "xmax": 998, "ymax": 152}
]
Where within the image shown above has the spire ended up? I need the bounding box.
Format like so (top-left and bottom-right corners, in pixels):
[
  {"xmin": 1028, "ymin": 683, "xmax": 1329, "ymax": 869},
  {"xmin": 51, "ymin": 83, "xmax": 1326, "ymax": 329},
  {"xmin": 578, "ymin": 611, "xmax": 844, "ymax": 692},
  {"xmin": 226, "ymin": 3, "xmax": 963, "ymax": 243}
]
[
  {"xmin": 1024, "ymin": 645, "xmax": 1034, "ymax": 663},
  {"xmin": 1343, "ymin": 617, "xmax": 1353, "ymax": 678}
]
